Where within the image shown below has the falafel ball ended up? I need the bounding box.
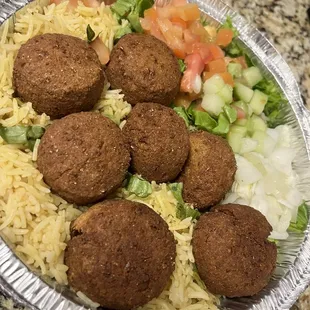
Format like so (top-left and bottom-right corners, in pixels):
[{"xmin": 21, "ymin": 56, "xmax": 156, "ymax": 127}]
[
  {"xmin": 177, "ymin": 131, "xmax": 236, "ymax": 209},
  {"xmin": 13, "ymin": 33, "xmax": 105, "ymax": 119},
  {"xmin": 123, "ymin": 102, "xmax": 190, "ymax": 183},
  {"xmin": 65, "ymin": 199, "xmax": 176, "ymax": 310},
  {"xmin": 37, "ymin": 112, "xmax": 130, "ymax": 205},
  {"xmin": 106, "ymin": 33, "xmax": 181, "ymax": 106},
  {"xmin": 193, "ymin": 204, "xmax": 277, "ymax": 297}
]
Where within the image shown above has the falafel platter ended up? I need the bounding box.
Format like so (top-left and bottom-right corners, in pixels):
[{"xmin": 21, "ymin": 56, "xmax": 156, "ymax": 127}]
[{"xmin": 0, "ymin": 0, "xmax": 307, "ymax": 309}]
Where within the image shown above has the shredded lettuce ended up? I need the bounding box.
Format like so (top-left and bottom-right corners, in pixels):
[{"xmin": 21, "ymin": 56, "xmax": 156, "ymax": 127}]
[
  {"xmin": 192, "ymin": 110, "xmax": 217, "ymax": 131},
  {"xmin": 86, "ymin": 24, "xmax": 96, "ymax": 43},
  {"xmin": 126, "ymin": 174, "xmax": 152, "ymax": 198},
  {"xmin": 114, "ymin": 25, "xmax": 132, "ymax": 40},
  {"xmin": 288, "ymin": 202, "xmax": 309, "ymax": 233},
  {"xmin": 0, "ymin": 125, "xmax": 45, "ymax": 151},
  {"xmin": 223, "ymin": 105, "xmax": 237, "ymax": 123},
  {"xmin": 168, "ymin": 183, "xmax": 201, "ymax": 220},
  {"xmin": 220, "ymin": 16, "xmax": 238, "ymax": 38},
  {"xmin": 212, "ymin": 113, "xmax": 230, "ymax": 135},
  {"xmin": 178, "ymin": 59, "xmax": 186, "ymax": 73},
  {"xmin": 173, "ymin": 107, "xmax": 190, "ymax": 127},
  {"xmin": 254, "ymin": 78, "xmax": 288, "ymax": 128},
  {"xmin": 111, "ymin": 0, "xmax": 154, "ymax": 33}
]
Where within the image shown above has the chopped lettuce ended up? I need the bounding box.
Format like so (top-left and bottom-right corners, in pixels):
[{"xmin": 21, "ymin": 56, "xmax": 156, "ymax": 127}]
[
  {"xmin": 223, "ymin": 105, "xmax": 237, "ymax": 123},
  {"xmin": 111, "ymin": 0, "xmax": 154, "ymax": 34},
  {"xmin": 176, "ymin": 203, "xmax": 201, "ymax": 221},
  {"xmin": 192, "ymin": 110, "xmax": 217, "ymax": 131},
  {"xmin": 288, "ymin": 202, "xmax": 309, "ymax": 233},
  {"xmin": 178, "ymin": 59, "xmax": 186, "ymax": 73},
  {"xmin": 0, "ymin": 125, "xmax": 45, "ymax": 151},
  {"xmin": 114, "ymin": 24, "xmax": 132, "ymax": 40},
  {"xmin": 254, "ymin": 78, "xmax": 288, "ymax": 128},
  {"xmin": 168, "ymin": 183, "xmax": 184, "ymax": 204},
  {"xmin": 168, "ymin": 183, "xmax": 201, "ymax": 220},
  {"xmin": 220, "ymin": 16, "xmax": 238, "ymax": 38},
  {"xmin": 173, "ymin": 107, "xmax": 190, "ymax": 127},
  {"xmin": 212, "ymin": 113, "xmax": 230, "ymax": 135},
  {"xmin": 86, "ymin": 24, "xmax": 96, "ymax": 43},
  {"xmin": 126, "ymin": 174, "xmax": 152, "ymax": 198}
]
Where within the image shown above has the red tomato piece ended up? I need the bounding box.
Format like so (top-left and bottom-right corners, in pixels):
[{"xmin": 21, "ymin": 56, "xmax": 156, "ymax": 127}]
[{"xmin": 216, "ymin": 28, "xmax": 234, "ymax": 47}]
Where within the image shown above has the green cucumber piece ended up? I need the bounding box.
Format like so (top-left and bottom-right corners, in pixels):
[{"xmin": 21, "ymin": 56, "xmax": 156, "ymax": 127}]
[
  {"xmin": 203, "ymin": 74, "xmax": 225, "ymax": 94},
  {"xmin": 247, "ymin": 115, "xmax": 267, "ymax": 135},
  {"xmin": 249, "ymin": 89, "xmax": 269, "ymax": 115},
  {"xmin": 231, "ymin": 100, "xmax": 249, "ymax": 117},
  {"xmin": 223, "ymin": 105, "xmax": 237, "ymax": 123},
  {"xmin": 234, "ymin": 82, "xmax": 254, "ymax": 103},
  {"xmin": 227, "ymin": 131, "xmax": 243, "ymax": 153},
  {"xmin": 218, "ymin": 84, "xmax": 233, "ymax": 104},
  {"xmin": 227, "ymin": 63, "xmax": 242, "ymax": 79},
  {"xmin": 242, "ymin": 66, "xmax": 263, "ymax": 87},
  {"xmin": 235, "ymin": 119, "xmax": 248, "ymax": 127},
  {"xmin": 239, "ymin": 137, "xmax": 258, "ymax": 154},
  {"xmin": 201, "ymin": 93, "xmax": 225, "ymax": 117},
  {"xmin": 230, "ymin": 125, "xmax": 247, "ymax": 136}
]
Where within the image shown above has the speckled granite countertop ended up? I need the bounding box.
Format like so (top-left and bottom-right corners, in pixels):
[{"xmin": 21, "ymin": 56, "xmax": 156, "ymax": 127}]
[
  {"xmin": 226, "ymin": 0, "xmax": 310, "ymax": 109},
  {"xmin": 224, "ymin": 0, "xmax": 310, "ymax": 308}
]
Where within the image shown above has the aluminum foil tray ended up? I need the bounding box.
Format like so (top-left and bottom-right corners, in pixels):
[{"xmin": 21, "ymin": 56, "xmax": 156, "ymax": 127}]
[{"xmin": 1, "ymin": 0, "xmax": 310, "ymax": 309}]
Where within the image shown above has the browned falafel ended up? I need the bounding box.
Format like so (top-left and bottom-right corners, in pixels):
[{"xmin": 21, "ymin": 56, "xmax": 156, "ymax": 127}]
[
  {"xmin": 106, "ymin": 33, "xmax": 181, "ymax": 106},
  {"xmin": 123, "ymin": 102, "xmax": 190, "ymax": 183},
  {"xmin": 37, "ymin": 112, "xmax": 130, "ymax": 205},
  {"xmin": 192, "ymin": 203, "xmax": 277, "ymax": 297},
  {"xmin": 177, "ymin": 131, "xmax": 236, "ymax": 209},
  {"xmin": 65, "ymin": 199, "xmax": 176, "ymax": 310},
  {"xmin": 13, "ymin": 33, "xmax": 105, "ymax": 119}
]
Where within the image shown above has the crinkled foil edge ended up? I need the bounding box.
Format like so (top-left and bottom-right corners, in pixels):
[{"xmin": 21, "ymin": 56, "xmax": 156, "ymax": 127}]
[{"xmin": 0, "ymin": 0, "xmax": 310, "ymax": 309}]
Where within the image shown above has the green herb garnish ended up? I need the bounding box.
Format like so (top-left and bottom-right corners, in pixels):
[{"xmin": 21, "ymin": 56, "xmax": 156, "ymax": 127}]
[{"xmin": 288, "ymin": 202, "xmax": 309, "ymax": 233}]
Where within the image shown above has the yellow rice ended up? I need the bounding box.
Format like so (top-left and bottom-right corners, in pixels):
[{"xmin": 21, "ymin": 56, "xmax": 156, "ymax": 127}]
[{"xmin": 0, "ymin": 1, "xmax": 219, "ymax": 308}]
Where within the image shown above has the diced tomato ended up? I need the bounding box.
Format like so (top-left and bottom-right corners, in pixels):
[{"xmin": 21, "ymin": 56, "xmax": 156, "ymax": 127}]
[
  {"xmin": 216, "ymin": 28, "xmax": 234, "ymax": 47},
  {"xmin": 233, "ymin": 106, "xmax": 247, "ymax": 119},
  {"xmin": 184, "ymin": 29, "xmax": 200, "ymax": 45},
  {"xmin": 187, "ymin": 42, "xmax": 213, "ymax": 64},
  {"xmin": 206, "ymin": 58, "xmax": 226, "ymax": 73},
  {"xmin": 140, "ymin": 18, "xmax": 152, "ymax": 31},
  {"xmin": 180, "ymin": 53, "xmax": 204, "ymax": 93},
  {"xmin": 220, "ymin": 72, "xmax": 234, "ymax": 86},
  {"xmin": 177, "ymin": 4, "xmax": 200, "ymax": 22},
  {"xmin": 233, "ymin": 56, "xmax": 248, "ymax": 69},
  {"xmin": 171, "ymin": 17, "xmax": 187, "ymax": 29},
  {"xmin": 206, "ymin": 43, "xmax": 225, "ymax": 60},
  {"xmin": 188, "ymin": 21, "xmax": 210, "ymax": 42},
  {"xmin": 171, "ymin": 0, "xmax": 187, "ymax": 7},
  {"xmin": 144, "ymin": 7, "xmax": 158, "ymax": 20},
  {"xmin": 90, "ymin": 37, "xmax": 110, "ymax": 65},
  {"xmin": 202, "ymin": 72, "xmax": 234, "ymax": 86}
]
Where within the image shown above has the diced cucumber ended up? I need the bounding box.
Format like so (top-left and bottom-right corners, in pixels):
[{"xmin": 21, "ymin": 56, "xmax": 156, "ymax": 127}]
[
  {"xmin": 231, "ymin": 100, "xmax": 248, "ymax": 117},
  {"xmin": 230, "ymin": 125, "xmax": 248, "ymax": 137},
  {"xmin": 227, "ymin": 63, "xmax": 242, "ymax": 79},
  {"xmin": 252, "ymin": 130, "xmax": 266, "ymax": 153},
  {"xmin": 227, "ymin": 131, "xmax": 243, "ymax": 153},
  {"xmin": 201, "ymin": 93, "xmax": 225, "ymax": 117},
  {"xmin": 203, "ymin": 74, "xmax": 225, "ymax": 94},
  {"xmin": 242, "ymin": 66, "xmax": 263, "ymax": 87},
  {"xmin": 247, "ymin": 115, "xmax": 267, "ymax": 135},
  {"xmin": 234, "ymin": 82, "xmax": 254, "ymax": 103},
  {"xmin": 249, "ymin": 89, "xmax": 269, "ymax": 115},
  {"xmin": 218, "ymin": 84, "xmax": 233, "ymax": 104},
  {"xmin": 235, "ymin": 119, "xmax": 248, "ymax": 127},
  {"xmin": 240, "ymin": 137, "xmax": 258, "ymax": 154}
]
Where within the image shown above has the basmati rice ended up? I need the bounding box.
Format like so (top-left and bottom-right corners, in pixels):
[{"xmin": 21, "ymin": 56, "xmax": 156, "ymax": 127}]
[
  {"xmin": 0, "ymin": 1, "xmax": 218, "ymax": 308},
  {"xmin": 119, "ymin": 184, "xmax": 219, "ymax": 310}
]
